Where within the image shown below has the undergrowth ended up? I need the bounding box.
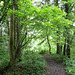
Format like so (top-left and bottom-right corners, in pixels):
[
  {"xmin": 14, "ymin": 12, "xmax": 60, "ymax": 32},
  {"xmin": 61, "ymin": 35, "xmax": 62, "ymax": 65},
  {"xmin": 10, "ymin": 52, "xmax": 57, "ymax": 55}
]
[
  {"xmin": 50, "ymin": 54, "xmax": 63, "ymax": 62},
  {"xmin": 3, "ymin": 51, "xmax": 46, "ymax": 75},
  {"xmin": 63, "ymin": 57, "xmax": 75, "ymax": 75},
  {"xmin": 39, "ymin": 50, "xmax": 48, "ymax": 55},
  {"xmin": 0, "ymin": 54, "xmax": 9, "ymax": 71}
]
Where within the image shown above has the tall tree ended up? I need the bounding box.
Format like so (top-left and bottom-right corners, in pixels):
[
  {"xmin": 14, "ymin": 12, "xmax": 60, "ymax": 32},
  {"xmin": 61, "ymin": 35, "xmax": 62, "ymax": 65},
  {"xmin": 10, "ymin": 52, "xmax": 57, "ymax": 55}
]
[
  {"xmin": 54, "ymin": 0, "xmax": 62, "ymax": 54},
  {"xmin": 64, "ymin": 0, "xmax": 74, "ymax": 58},
  {"xmin": 9, "ymin": 0, "xmax": 16, "ymax": 66}
]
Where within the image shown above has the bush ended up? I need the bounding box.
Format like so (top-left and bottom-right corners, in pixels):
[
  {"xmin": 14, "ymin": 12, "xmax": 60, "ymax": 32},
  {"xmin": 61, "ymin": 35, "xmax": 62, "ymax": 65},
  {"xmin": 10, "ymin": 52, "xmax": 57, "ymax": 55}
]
[
  {"xmin": 4, "ymin": 51, "xmax": 46, "ymax": 75},
  {"xmin": 21, "ymin": 52, "xmax": 46, "ymax": 75},
  {"xmin": 0, "ymin": 55, "xmax": 9, "ymax": 70},
  {"xmin": 63, "ymin": 57, "xmax": 75, "ymax": 75},
  {"xmin": 39, "ymin": 50, "xmax": 47, "ymax": 54},
  {"xmin": 50, "ymin": 54, "xmax": 63, "ymax": 62}
]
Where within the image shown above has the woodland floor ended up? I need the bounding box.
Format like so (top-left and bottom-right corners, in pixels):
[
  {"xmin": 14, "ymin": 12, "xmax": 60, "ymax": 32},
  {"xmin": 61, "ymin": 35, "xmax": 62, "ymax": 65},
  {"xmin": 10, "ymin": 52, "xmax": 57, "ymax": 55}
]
[{"xmin": 43, "ymin": 55, "xmax": 68, "ymax": 75}]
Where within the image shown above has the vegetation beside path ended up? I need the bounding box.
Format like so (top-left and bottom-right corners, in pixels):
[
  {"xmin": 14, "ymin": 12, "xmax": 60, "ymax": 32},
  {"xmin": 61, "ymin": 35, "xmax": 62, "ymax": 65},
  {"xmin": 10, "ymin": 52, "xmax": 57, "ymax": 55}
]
[{"xmin": 0, "ymin": 51, "xmax": 46, "ymax": 75}]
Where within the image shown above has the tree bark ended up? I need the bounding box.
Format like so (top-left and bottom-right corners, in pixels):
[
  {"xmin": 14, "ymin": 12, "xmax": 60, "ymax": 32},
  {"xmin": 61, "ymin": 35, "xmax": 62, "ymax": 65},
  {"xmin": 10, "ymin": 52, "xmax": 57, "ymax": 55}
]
[
  {"xmin": 9, "ymin": 0, "xmax": 16, "ymax": 67},
  {"xmin": 67, "ymin": 39, "xmax": 70, "ymax": 58},
  {"xmin": 9, "ymin": 15, "xmax": 15, "ymax": 65},
  {"xmin": 63, "ymin": 39, "xmax": 66, "ymax": 55},
  {"xmin": 0, "ymin": 27, "xmax": 2, "ymax": 51},
  {"xmin": 56, "ymin": 43, "xmax": 62, "ymax": 54},
  {"xmin": 54, "ymin": 0, "xmax": 62, "ymax": 55},
  {"xmin": 64, "ymin": 0, "xmax": 71, "ymax": 58},
  {"xmin": 46, "ymin": 32, "xmax": 51, "ymax": 54}
]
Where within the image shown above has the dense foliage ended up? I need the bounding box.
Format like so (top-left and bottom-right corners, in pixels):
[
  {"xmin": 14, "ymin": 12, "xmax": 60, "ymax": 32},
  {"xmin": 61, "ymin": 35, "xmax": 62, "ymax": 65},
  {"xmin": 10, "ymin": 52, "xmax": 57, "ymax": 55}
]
[
  {"xmin": 63, "ymin": 57, "xmax": 75, "ymax": 75},
  {"xmin": 0, "ymin": 51, "xmax": 46, "ymax": 75},
  {"xmin": 0, "ymin": 0, "xmax": 75, "ymax": 75}
]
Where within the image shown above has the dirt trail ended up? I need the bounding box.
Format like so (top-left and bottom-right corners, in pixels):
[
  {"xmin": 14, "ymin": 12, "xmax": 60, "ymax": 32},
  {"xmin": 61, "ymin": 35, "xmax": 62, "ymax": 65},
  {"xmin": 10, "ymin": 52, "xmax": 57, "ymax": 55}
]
[{"xmin": 43, "ymin": 55, "xmax": 68, "ymax": 75}]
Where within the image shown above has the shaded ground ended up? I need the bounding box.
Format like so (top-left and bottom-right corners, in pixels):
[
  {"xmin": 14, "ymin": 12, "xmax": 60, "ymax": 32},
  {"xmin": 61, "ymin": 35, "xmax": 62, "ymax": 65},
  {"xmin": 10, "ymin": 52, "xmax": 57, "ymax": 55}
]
[{"xmin": 43, "ymin": 55, "xmax": 68, "ymax": 75}]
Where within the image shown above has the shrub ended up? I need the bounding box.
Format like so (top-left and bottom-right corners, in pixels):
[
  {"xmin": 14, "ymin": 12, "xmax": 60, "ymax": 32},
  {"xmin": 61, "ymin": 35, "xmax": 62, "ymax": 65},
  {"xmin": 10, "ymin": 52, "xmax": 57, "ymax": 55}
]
[
  {"xmin": 63, "ymin": 57, "xmax": 75, "ymax": 75},
  {"xmin": 21, "ymin": 52, "xmax": 46, "ymax": 75},
  {"xmin": 39, "ymin": 50, "xmax": 47, "ymax": 54},
  {"xmin": 0, "ymin": 55, "xmax": 9, "ymax": 70},
  {"xmin": 3, "ymin": 52, "xmax": 46, "ymax": 75},
  {"xmin": 50, "ymin": 54, "xmax": 63, "ymax": 62}
]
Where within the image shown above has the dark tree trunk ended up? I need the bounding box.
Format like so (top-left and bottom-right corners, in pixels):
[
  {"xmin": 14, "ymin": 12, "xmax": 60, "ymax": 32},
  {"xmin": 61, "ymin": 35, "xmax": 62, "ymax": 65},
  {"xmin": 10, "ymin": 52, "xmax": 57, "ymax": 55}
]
[
  {"xmin": 54, "ymin": 0, "xmax": 62, "ymax": 55},
  {"xmin": 0, "ymin": 27, "xmax": 2, "ymax": 50},
  {"xmin": 60, "ymin": 45, "xmax": 62, "ymax": 53},
  {"xmin": 56, "ymin": 43, "xmax": 62, "ymax": 54},
  {"xmin": 64, "ymin": 0, "xmax": 71, "ymax": 58},
  {"xmin": 67, "ymin": 39, "xmax": 70, "ymax": 58},
  {"xmin": 63, "ymin": 44, "xmax": 66, "ymax": 55},
  {"xmin": 0, "ymin": 28, "xmax": 2, "ymax": 37},
  {"xmin": 63, "ymin": 39, "xmax": 66, "ymax": 55},
  {"xmin": 57, "ymin": 43, "xmax": 60, "ymax": 54},
  {"xmin": 15, "ymin": 4, "xmax": 21, "ymax": 61}
]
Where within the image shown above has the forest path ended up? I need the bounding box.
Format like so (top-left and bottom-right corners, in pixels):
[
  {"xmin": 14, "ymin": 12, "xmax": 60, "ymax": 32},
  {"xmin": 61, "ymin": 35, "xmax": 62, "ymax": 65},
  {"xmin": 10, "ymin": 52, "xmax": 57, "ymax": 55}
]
[{"xmin": 42, "ymin": 55, "xmax": 68, "ymax": 75}]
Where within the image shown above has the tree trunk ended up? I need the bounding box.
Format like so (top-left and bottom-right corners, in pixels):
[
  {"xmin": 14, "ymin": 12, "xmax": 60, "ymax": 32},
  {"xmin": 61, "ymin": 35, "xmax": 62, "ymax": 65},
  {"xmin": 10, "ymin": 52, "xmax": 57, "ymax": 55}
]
[
  {"xmin": 9, "ymin": 0, "xmax": 16, "ymax": 67},
  {"xmin": 0, "ymin": 27, "xmax": 2, "ymax": 51},
  {"xmin": 54, "ymin": 0, "xmax": 62, "ymax": 55},
  {"xmin": 67, "ymin": 39, "xmax": 70, "ymax": 58},
  {"xmin": 63, "ymin": 39, "xmax": 66, "ymax": 55},
  {"xmin": 64, "ymin": 0, "xmax": 71, "ymax": 58},
  {"xmin": 9, "ymin": 15, "xmax": 15, "ymax": 65},
  {"xmin": 63, "ymin": 44, "xmax": 66, "ymax": 55},
  {"xmin": 0, "ymin": 28, "xmax": 2, "ymax": 37},
  {"xmin": 57, "ymin": 42, "xmax": 62, "ymax": 54},
  {"xmin": 46, "ymin": 32, "xmax": 51, "ymax": 54},
  {"xmin": 56, "ymin": 43, "xmax": 61, "ymax": 54},
  {"xmin": 60, "ymin": 45, "xmax": 62, "ymax": 53}
]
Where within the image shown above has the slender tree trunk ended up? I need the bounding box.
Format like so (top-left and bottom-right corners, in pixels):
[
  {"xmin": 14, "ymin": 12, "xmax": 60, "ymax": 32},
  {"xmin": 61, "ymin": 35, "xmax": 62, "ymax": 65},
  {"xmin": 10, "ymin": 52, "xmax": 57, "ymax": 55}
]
[
  {"xmin": 0, "ymin": 27, "xmax": 2, "ymax": 50},
  {"xmin": 56, "ymin": 36, "xmax": 59, "ymax": 54},
  {"xmin": 0, "ymin": 28, "xmax": 2, "ymax": 37},
  {"xmin": 56, "ymin": 31, "xmax": 62, "ymax": 54},
  {"xmin": 60, "ymin": 45, "xmax": 62, "ymax": 54},
  {"xmin": 67, "ymin": 39, "xmax": 70, "ymax": 58},
  {"xmin": 9, "ymin": 0, "xmax": 16, "ymax": 66},
  {"xmin": 56, "ymin": 43, "xmax": 62, "ymax": 54},
  {"xmin": 16, "ymin": 3, "xmax": 20, "ymax": 48},
  {"xmin": 15, "ymin": 3, "xmax": 22, "ymax": 61},
  {"xmin": 9, "ymin": 15, "xmax": 15, "ymax": 65},
  {"xmin": 63, "ymin": 39, "xmax": 66, "ymax": 55},
  {"xmin": 54, "ymin": 0, "xmax": 62, "ymax": 55},
  {"xmin": 63, "ymin": 44, "xmax": 66, "ymax": 55},
  {"xmin": 64, "ymin": 0, "xmax": 71, "ymax": 58},
  {"xmin": 46, "ymin": 32, "xmax": 51, "ymax": 54}
]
